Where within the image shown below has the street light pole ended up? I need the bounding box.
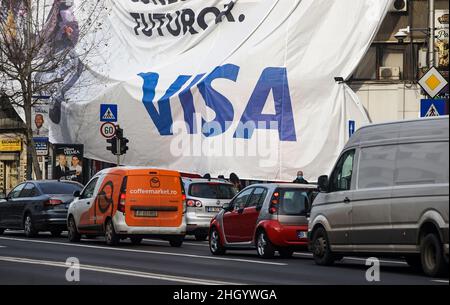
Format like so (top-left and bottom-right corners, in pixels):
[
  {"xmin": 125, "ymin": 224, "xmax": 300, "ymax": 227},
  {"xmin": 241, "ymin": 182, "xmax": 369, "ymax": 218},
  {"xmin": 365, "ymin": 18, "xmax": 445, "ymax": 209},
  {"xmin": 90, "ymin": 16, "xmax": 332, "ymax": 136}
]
[
  {"xmin": 116, "ymin": 137, "xmax": 121, "ymax": 167},
  {"xmin": 428, "ymin": 0, "xmax": 435, "ymax": 67}
]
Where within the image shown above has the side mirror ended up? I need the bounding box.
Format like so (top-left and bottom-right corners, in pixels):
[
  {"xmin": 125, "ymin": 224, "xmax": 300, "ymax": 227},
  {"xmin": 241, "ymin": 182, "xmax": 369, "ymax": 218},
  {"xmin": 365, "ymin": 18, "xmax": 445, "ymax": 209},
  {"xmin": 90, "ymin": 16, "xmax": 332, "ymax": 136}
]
[
  {"xmin": 318, "ymin": 175, "xmax": 329, "ymax": 193},
  {"xmin": 73, "ymin": 190, "xmax": 81, "ymax": 198},
  {"xmin": 223, "ymin": 202, "xmax": 233, "ymax": 211}
]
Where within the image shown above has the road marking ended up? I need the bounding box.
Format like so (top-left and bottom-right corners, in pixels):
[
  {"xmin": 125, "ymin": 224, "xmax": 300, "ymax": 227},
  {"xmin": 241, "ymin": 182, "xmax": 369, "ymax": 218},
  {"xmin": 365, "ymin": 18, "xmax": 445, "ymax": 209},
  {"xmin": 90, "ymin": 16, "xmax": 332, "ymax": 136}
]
[
  {"xmin": 432, "ymin": 279, "xmax": 449, "ymax": 284},
  {"xmin": 294, "ymin": 252, "xmax": 313, "ymax": 257},
  {"xmin": 144, "ymin": 239, "xmax": 209, "ymax": 247},
  {"xmin": 342, "ymin": 257, "xmax": 407, "ymax": 265},
  {"xmin": 0, "ymin": 237, "xmax": 287, "ymax": 266},
  {"xmin": 294, "ymin": 252, "xmax": 408, "ymax": 265},
  {"xmin": 0, "ymin": 256, "xmax": 240, "ymax": 285}
]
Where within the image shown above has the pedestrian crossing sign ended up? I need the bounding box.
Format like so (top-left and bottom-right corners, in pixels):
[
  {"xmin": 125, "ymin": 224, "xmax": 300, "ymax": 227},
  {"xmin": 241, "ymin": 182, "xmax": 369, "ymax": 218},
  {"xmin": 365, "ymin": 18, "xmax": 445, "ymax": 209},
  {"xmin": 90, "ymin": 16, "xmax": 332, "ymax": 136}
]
[
  {"xmin": 420, "ymin": 99, "xmax": 448, "ymax": 118},
  {"xmin": 100, "ymin": 104, "xmax": 118, "ymax": 122}
]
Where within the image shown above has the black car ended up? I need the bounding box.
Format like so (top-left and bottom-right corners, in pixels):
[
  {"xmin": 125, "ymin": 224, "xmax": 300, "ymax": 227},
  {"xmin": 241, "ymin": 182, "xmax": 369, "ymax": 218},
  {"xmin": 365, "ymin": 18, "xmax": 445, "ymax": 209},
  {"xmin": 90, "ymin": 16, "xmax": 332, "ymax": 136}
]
[{"xmin": 0, "ymin": 180, "xmax": 83, "ymax": 237}]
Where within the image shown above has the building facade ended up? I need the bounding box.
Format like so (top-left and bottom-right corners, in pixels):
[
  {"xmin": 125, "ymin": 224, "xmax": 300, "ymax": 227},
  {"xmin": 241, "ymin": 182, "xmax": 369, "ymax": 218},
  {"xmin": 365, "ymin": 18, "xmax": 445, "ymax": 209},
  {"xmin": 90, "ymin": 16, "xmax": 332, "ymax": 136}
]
[
  {"xmin": 350, "ymin": 0, "xmax": 449, "ymax": 123},
  {"xmin": 0, "ymin": 97, "xmax": 27, "ymax": 195}
]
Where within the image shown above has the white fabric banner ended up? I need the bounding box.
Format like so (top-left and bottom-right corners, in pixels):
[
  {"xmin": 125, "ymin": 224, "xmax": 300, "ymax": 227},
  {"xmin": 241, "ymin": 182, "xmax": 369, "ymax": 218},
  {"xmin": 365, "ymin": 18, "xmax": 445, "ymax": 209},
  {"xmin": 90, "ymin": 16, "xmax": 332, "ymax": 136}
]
[{"xmin": 49, "ymin": 0, "xmax": 392, "ymax": 181}]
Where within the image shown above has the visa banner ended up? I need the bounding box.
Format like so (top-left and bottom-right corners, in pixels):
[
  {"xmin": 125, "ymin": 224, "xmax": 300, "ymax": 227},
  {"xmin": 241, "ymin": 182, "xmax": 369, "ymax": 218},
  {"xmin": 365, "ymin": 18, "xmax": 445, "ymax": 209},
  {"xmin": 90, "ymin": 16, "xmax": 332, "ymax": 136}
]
[{"xmin": 48, "ymin": 0, "xmax": 392, "ymax": 181}]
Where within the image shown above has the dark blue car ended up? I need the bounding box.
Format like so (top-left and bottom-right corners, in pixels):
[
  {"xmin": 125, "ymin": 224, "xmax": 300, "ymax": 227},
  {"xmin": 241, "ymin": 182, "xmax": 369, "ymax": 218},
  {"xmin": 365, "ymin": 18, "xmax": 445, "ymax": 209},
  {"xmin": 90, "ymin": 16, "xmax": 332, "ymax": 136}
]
[{"xmin": 0, "ymin": 180, "xmax": 83, "ymax": 237}]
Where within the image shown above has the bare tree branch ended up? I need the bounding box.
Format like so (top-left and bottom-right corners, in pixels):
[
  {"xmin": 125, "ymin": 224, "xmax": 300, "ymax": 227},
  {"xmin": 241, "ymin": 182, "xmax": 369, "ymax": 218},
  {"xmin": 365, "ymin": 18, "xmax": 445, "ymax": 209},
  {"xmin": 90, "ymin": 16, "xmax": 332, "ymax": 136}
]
[{"xmin": 0, "ymin": 0, "xmax": 107, "ymax": 180}]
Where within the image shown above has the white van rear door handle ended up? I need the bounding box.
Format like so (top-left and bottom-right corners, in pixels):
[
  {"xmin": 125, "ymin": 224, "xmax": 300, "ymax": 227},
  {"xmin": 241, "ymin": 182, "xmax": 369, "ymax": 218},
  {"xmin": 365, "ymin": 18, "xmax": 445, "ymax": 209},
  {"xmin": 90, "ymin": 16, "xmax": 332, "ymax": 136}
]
[{"xmin": 343, "ymin": 197, "xmax": 351, "ymax": 204}]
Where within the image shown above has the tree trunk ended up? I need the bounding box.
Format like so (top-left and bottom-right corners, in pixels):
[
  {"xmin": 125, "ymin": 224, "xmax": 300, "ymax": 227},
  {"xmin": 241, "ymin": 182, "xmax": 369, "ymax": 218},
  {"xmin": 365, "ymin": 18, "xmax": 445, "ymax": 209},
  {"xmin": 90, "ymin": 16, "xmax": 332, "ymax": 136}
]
[
  {"xmin": 23, "ymin": 95, "xmax": 43, "ymax": 180},
  {"xmin": 23, "ymin": 82, "xmax": 43, "ymax": 181}
]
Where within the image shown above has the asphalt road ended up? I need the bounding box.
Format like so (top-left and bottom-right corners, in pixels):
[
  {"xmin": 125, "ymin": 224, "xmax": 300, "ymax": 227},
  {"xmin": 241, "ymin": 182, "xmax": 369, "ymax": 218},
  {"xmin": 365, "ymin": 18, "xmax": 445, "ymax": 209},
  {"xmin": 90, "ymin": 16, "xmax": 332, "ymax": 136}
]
[{"xmin": 0, "ymin": 231, "xmax": 448, "ymax": 285}]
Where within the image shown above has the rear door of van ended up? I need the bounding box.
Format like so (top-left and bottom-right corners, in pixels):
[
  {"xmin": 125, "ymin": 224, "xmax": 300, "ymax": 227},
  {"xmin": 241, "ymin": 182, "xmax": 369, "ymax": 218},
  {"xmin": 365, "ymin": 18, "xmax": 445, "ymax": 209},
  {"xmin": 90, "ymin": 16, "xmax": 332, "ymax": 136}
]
[{"xmin": 125, "ymin": 171, "xmax": 183, "ymax": 228}]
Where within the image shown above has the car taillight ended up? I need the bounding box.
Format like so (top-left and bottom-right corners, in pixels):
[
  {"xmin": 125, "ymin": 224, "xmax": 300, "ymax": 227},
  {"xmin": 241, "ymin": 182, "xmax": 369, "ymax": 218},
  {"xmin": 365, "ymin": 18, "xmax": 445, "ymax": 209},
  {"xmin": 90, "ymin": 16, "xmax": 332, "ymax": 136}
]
[
  {"xmin": 182, "ymin": 194, "xmax": 187, "ymax": 202},
  {"xmin": 45, "ymin": 199, "xmax": 63, "ymax": 206},
  {"xmin": 187, "ymin": 200, "xmax": 202, "ymax": 207},
  {"xmin": 118, "ymin": 193, "xmax": 126, "ymax": 213},
  {"xmin": 269, "ymin": 191, "xmax": 280, "ymax": 214}
]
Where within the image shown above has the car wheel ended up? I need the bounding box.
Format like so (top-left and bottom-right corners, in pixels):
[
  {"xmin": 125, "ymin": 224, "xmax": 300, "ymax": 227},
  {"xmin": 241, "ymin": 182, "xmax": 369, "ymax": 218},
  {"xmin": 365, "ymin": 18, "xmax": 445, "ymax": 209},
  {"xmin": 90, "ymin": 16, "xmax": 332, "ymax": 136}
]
[
  {"xmin": 130, "ymin": 237, "xmax": 143, "ymax": 245},
  {"xmin": 256, "ymin": 231, "xmax": 275, "ymax": 259},
  {"xmin": 67, "ymin": 217, "xmax": 81, "ymax": 242},
  {"xmin": 311, "ymin": 227, "xmax": 337, "ymax": 266},
  {"xmin": 279, "ymin": 248, "xmax": 294, "ymax": 258},
  {"xmin": 24, "ymin": 214, "xmax": 38, "ymax": 238},
  {"xmin": 421, "ymin": 233, "xmax": 448, "ymax": 277},
  {"xmin": 169, "ymin": 236, "xmax": 184, "ymax": 247},
  {"xmin": 195, "ymin": 233, "xmax": 208, "ymax": 241},
  {"xmin": 105, "ymin": 220, "xmax": 120, "ymax": 246},
  {"xmin": 209, "ymin": 228, "xmax": 226, "ymax": 255},
  {"xmin": 50, "ymin": 230, "xmax": 62, "ymax": 238}
]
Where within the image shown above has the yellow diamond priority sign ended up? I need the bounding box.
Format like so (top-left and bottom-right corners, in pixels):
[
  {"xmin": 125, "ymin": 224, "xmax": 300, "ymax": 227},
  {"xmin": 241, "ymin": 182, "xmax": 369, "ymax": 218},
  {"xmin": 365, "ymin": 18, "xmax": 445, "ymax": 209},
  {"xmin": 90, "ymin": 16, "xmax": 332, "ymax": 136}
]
[{"xmin": 418, "ymin": 67, "xmax": 448, "ymax": 98}]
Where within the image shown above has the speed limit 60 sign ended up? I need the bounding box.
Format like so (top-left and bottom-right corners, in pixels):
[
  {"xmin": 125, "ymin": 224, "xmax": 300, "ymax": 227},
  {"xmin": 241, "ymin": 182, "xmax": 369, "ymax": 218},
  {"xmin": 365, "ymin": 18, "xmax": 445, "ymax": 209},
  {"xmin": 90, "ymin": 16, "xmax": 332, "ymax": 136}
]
[{"xmin": 100, "ymin": 122, "xmax": 117, "ymax": 138}]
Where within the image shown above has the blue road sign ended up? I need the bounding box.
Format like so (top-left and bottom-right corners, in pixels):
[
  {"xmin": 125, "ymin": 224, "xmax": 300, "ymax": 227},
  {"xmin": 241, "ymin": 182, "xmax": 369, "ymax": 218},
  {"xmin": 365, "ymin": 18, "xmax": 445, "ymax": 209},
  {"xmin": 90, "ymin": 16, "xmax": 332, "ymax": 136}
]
[
  {"xmin": 100, "ymin": 104, "xmax": 118, "ymax": 122},
  {"xmin": 420, "ymin": 99, "xmax": 448, "ymax": 117},
  {"xmin": 349, "ymin": 120, "xmax": 356, "ymax": 138}
]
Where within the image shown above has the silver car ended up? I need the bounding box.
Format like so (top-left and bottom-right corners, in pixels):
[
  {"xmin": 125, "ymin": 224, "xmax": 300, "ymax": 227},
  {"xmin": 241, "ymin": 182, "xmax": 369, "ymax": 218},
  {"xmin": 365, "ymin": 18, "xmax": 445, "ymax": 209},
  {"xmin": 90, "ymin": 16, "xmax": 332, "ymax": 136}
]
[
  {"xmin": 183, "ymin": 178, "xmax": 238, "ymax": 241},
  {"xmin": 309, "ymin": 117, "xmax": 449, "ymax": 277}
]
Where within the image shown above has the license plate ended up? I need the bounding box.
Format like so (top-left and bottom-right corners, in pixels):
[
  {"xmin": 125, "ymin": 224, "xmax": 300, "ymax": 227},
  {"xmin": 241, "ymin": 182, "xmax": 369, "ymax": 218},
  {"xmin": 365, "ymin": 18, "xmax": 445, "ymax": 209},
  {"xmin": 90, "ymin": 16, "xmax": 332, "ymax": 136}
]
[
  {"xmin": 135, "ymin": 210, "xmax": 158, "ymax": 218},
  {"xmin": 207, "ymin": 207, "xmax": 222, "ymax": 213},
  {"xmin": 297, "ymin": 231, "xmax": 308, "ymax": 239}
]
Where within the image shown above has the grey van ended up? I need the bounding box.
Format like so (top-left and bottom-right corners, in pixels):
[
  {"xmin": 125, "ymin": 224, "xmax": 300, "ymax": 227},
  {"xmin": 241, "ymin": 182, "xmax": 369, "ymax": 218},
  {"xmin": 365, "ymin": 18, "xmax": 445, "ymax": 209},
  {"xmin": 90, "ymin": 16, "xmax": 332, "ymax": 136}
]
[{"xmin": 309, "ymin": 117, "xmax": 449, "ymax": 277}]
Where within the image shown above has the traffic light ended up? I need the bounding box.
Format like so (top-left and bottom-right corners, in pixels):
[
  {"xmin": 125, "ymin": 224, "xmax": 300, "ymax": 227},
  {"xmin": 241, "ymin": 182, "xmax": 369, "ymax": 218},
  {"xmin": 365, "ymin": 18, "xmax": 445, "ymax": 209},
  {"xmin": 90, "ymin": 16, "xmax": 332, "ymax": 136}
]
[
  {"xmin": 116, "ymin": 127, "xmax": 124, "ymax": 139},
  {"xmin": 106, "ymin": 137, "xmax": 118, "ymax": 155},
  {"xmin": 120, "ymin": 137, "xmax": 129, "ymax": 155},
  {"xmin": 106, "ymin": 126, "xmax": 129, "ymax": 157}
]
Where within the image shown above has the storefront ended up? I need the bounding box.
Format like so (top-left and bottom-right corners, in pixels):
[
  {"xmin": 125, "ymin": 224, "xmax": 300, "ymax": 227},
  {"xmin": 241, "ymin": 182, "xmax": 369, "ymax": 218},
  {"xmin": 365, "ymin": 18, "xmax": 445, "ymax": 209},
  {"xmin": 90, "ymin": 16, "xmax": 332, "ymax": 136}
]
[{"xmin": 0, "ymin": 135, "xmax": 27, "ymax": 196}]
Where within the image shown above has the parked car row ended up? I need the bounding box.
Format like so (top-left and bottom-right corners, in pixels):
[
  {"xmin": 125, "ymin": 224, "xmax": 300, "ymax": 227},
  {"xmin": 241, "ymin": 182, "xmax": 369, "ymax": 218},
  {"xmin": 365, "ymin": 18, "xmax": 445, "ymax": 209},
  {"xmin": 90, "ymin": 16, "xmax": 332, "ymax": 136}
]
[{"xmin": 0, "ymin": 117, "xmax": 448, "ymax": 278}]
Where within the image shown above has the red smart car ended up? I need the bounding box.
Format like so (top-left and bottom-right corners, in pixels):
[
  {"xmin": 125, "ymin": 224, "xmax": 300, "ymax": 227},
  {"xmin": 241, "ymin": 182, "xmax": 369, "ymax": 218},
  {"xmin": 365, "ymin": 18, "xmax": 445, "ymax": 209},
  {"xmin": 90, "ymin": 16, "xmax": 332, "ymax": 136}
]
[{"xmin": 209, "ymin": 184, "xmax": 317, "ymax": 258}]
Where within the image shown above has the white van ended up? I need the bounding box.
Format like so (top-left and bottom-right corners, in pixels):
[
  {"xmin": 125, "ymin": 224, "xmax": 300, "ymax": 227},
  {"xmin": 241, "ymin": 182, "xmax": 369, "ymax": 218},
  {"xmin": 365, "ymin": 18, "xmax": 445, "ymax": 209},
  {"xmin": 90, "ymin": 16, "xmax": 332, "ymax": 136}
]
[{"xmin": 309, "ymin": 117, "xmax": 449, "ymax": 277}]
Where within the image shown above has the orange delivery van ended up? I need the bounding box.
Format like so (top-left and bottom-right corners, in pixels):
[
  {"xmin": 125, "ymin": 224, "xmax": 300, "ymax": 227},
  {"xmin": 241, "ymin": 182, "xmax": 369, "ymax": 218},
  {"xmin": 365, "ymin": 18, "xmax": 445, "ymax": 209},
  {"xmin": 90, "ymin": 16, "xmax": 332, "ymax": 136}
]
[{"xmin": 67, "ymin": 167, "xmax": 186, "ymax": 247}]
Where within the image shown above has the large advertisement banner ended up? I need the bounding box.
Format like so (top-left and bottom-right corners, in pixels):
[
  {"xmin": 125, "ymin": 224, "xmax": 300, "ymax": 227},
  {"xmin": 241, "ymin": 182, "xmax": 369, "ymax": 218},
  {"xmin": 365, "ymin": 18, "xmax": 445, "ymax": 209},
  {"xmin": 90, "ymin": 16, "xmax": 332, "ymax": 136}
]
[{"xmin": 48, "ymin": 0, "xmax": 392, "ymax": 181}]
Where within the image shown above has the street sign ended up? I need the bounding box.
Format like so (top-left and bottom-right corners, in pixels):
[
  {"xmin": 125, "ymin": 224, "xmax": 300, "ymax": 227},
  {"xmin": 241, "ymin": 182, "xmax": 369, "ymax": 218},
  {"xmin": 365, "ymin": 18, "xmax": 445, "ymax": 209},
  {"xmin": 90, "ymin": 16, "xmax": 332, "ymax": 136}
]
[
  {"xmin": 100, "ymin": 104, "xmax": 118, "ymax": 122},
  {"xmin": 418, "ymin": 67, "xmax": 448, "ymax": 98},
  {"xmin": 349, "ymin": 120, "xmax": 356, "ymax": 138},
  {"xmin": 420, "ymin": 99, "xmax": 448, "ymax": 117},
  {"xmin": 100, "ymin": 122, "xmax": 117, "ymax": 138}
]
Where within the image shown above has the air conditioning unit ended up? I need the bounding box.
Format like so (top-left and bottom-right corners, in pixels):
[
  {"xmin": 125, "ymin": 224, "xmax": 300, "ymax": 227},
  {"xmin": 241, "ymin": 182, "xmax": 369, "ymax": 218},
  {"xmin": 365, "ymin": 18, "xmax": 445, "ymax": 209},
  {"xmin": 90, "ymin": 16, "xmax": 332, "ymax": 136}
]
[
  {"xmin": 389, "ymin": 0, "xmax": 408, "ymax": 13},
  {"xmin": 379, "ymin": 67, "xmax": 401, "ymax": 80}
]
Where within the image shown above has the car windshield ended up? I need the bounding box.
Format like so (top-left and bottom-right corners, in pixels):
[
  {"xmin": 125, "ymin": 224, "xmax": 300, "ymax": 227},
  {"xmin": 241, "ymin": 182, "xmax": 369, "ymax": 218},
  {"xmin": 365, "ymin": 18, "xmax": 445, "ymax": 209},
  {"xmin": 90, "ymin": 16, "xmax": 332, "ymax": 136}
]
[
  {"xmin": 39, "ymin": 182, "xmax": 82, "ymax": 195},
  {"xmin": 189, "ymin": 183, "xmax": 238, "ymax": 199}
]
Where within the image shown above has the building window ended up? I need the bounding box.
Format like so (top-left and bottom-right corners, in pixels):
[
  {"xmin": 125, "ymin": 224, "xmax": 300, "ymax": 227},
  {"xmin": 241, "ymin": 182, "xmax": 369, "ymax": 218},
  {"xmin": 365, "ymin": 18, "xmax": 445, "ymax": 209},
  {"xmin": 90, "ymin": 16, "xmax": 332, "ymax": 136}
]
[{"xmin": 352, "ymin": 44, "xmax": 421, "ymax": 82}]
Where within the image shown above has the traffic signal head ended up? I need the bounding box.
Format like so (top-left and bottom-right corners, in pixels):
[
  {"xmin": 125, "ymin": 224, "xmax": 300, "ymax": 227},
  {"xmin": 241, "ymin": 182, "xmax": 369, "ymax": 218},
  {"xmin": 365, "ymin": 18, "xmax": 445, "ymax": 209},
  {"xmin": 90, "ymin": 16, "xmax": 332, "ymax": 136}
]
[
  {"xmin": 120, "ymin": 137, "xmax": 129, "ymax": 155},
  {"xmin": 116, "ymin": 127, "xmax": 124, "ymax": 139},
  {"xmin": 107, "ymin": 137, "xmax": 118, "ymax": 155}
]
